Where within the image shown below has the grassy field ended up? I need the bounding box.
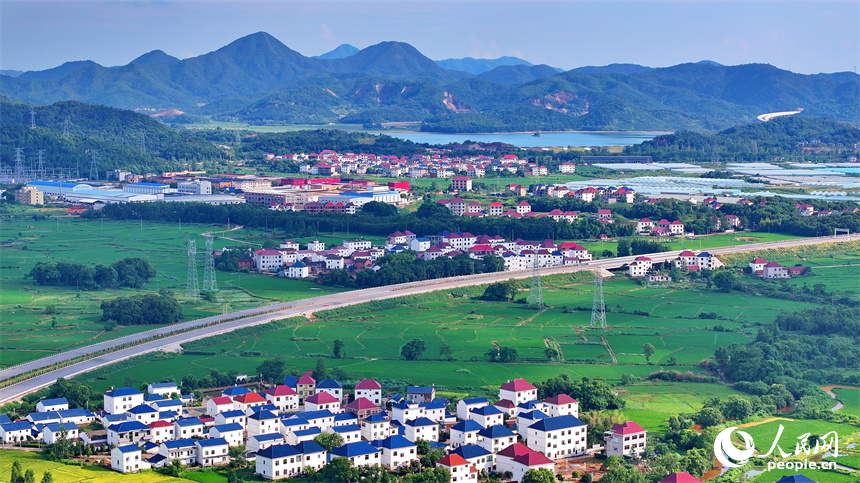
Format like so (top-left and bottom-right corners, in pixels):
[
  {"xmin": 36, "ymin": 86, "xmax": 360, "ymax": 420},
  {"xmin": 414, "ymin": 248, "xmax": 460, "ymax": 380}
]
[
  {"xmin": 0, "ymin": 213, "xmax": 347, "ymax": 367},
  {"xmin": 578, "ymin": 232, "xmax": 803, "ymax": 256},
  {"xmin": 825, "ymin": 454, "xmax": 860, "ymax": 470},
  {"xmin": 834, "ymin": 388, "xmax": 860, "ymax": 418},
  {"xmin": 73, "ymin": 269, "xmax": 824, "ymax": 433},
  {"xmin": 0, "ymin": 450, "xmax": 186, "ymax": 483},
  {"xmin": 737, "ymin": 418, "xmax": 860, "ymax": 454},
  {"xmin": 749, "ymin": 466, "xmax": 859, "ymax": 483}
]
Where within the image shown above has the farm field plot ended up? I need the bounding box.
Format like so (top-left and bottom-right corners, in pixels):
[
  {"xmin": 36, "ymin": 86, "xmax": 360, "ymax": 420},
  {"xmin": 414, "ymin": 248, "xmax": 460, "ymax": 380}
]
[
  {"xmin": 824, "ymin": 454, "xmax": 860, "ymax": 470},
  {"xmin": 618, "ymin": 383, "xmax": 746, "ymax": 415},
  {"xmin": 738, "ymin": 418, "xmax": 860, "ymax": 455},
  {"xmin": 748, "ymin": 466, "xmax": 859, "ymax": 483},
  {"xmin": 0, "ymin": 215, "xmax": 347, "ymax": 366},
  {"xmin": 578, "ymin": 232, "xmax": 802, "ymax": 255},
  {"xmin": 833, "ymin": 387, "xmax": 860, "ymax": 417},
  {"xmin": 0, "ymin": 449, "xmax": 186, "ymax": 483}
]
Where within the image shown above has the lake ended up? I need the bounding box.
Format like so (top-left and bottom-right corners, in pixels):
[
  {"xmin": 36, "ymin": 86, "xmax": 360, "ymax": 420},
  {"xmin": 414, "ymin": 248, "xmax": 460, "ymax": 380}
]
[{"xmin": 368, "ymin": 131, "xmax": 665, "ymax": 148}]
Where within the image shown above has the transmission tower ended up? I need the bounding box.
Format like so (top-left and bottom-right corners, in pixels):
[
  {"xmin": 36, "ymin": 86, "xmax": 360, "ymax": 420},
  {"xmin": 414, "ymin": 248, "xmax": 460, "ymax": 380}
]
[
  {"xmin": 63, "ymin": 117, "xmax": 70, "ymax": 137},
  {"xmin": 186, "ymin": 239, "xmax": 200, "ymax": 299},
  {"xmin": 139, "ymin": 130, "xmax": 146, "ymax": 154},
  {"xmin": 89, "ymin": 150, "xmax": 99, "ymax": 180},
  {"xmin": 202, "ymin": 235, "xmax": 218, "ymax": 292},
  {"xmin": 30, "ymin": 108, "xmax": 36, "ymax": 129},
  {"xmin": 14, "ymin": 148, "xmax": 24, "ymax": 181},
  {"xmin": 529, "ymin": 258, "xmax": 544, "ymax": 309},
  {"xmin": 37, "ymin": 150, "xmax": 45, "ymax": 179},
  {"xmin": 590, "ymin": 274, "xmax": 607, "ymax": 329}
]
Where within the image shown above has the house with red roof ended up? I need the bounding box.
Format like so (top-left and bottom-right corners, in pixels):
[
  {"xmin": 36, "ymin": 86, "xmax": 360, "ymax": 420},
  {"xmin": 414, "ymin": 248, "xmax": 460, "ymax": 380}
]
[
  {"xmin": 436, "ymin": 454, "xmax": 478, "ymax": 483},
  {"xmin": 763, "ymin": 261, "xmax": 789, "ymax": 279},
  {"xmin": 543, "ymin": 394, "xmax": 579, "ymax": 418},
  {"xmin": 265, "ymin": 386, "xmax": 299, "ymax": 412},
  {"xmin": 637, "ymin": 218, "xmax": 654, "ymax": 233},
  {"xmin": 505, "ymin": 183, "xmax": 527, "ymax": 196},
  {"xmin": 749, "ymin": 258, "xmax": 768, "ymax": 274},
  {"xmin": 304, "ymin": 392, "xmax": 341, "ymax": 413},
  {"xmin": 355, "ymin": 379, "xmax": 382, "ymax": 406},
  {"xmin": 488, "ymin": 201, "xmax": 504, "ymax": 216},
  {"xmin": 233, "ymin": 392, "xmax": 267, "ymax": 413},
  {"xmin": 345, "ymin": 397, "xmax": 381, "ymax": 419},
  {"xmin": 499, "ymin": 379, "xmax": 538, "ymax": 405},
  {"xmin": 659, "ymin": 472, "xmax": 703, "ymax": 483},
  {"xmin": 494, "ymin": 443, "xmax": 555, "ymax": 482},
  {"xmin": 147, "ymin": 420, "xmax": 174, "ymax": 443},
  {"xmin": 516, "ymin": 201, "xmax": 532, "ymax": 214},
  {"xmin": 451, "ymin": 176, "xmax": 473, "ymax": 191},
  {"xmin": 605, "ymin": 421, "xmax": 647, "ymax": 457},
  {"xmin": 296, "ymin": 371, "xmax": 316, "ymax": 405},
  {"xmin": 206, "ymin": 396, "xmax": 235, "ymax": 417}
]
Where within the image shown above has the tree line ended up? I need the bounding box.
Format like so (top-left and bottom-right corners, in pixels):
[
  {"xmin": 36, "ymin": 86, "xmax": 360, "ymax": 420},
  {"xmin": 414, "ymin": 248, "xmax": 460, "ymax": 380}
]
[{"xmin": 25, "ymin": 257, "xmax": 156, "ymax": 290}]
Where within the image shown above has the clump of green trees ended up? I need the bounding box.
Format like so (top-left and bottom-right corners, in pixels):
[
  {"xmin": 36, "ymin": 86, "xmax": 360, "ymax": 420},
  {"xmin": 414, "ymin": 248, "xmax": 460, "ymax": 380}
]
[{"xmin": 26, "ymin": 257, "xmax": 155, "ymax": 290}]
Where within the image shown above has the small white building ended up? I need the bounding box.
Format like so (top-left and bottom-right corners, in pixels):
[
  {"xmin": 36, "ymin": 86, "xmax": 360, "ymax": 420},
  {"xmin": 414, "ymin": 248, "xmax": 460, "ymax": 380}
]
[
  {"xmin": 543, "ymin": 394, "xmax": 579, "ymax": 418},
  {"xmin": 525, "ymin": 414, "xmax": 588, "ymax": 459},
  {"xmin": 499, "ymin": 379, "xmax": 538, "ymax": 405},
  {"xmin": 196, "ymin": 438, "xmax": 230, "ymax": 467},
  {"xmin": 147, "ymin": 382, "xmax": 179, "ymax": 397},
  {"xmin": 210, "ymin": 423, "xmax": 244, "ymax": 447},
  {"xmin": 43, "ymin": 422, "xmax": 79, "ymax": 444},
  {"xmin": 111, "ymin": 444, "xmax": 149, "ymax": 474},
  {"xmin": 376, "ymin": 435, "xmax": 418, "ymax": 469},
  {"xmin": 436, "ymin": 453, "xmax": 478, "ymax": 483},
  {"xmin": 36, "ymin": 398, "xmax": 69, "ymax": 413},
  {"xmin": 104, "ymin": 387, "xmax": 144, "ymax": 415},
  {"xmin": 404, "ymin": 417, "xmax": 438, "ymax": 443},
  {"xmin": 354, "ymin": 379, "xmax": 382, "ymax": 407},
  {"xmin": 605, "ymin": 421, "xmax": 648, "ymax": 457}
]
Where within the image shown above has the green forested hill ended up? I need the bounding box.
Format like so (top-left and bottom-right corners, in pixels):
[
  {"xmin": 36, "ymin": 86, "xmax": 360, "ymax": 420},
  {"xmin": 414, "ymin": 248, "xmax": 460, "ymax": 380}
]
[
  {"xmin": 1, "ymin": 32, "xmax": 857, "ymax": 132},
  {"xmin": 0, "ymin": 97, "xmax": 222, "ymax": 174}
]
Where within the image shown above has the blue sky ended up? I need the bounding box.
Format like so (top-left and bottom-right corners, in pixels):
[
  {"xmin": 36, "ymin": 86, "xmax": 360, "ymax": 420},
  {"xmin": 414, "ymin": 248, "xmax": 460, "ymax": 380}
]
[{"xmin": 1, "ymin": 0, "xmax": 858, "ymax": 74}]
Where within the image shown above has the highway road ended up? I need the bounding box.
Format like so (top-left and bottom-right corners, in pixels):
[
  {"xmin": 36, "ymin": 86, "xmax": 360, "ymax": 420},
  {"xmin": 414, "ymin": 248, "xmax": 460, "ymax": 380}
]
[{"xmin": 1, "ymin": 233, "xmax": 856, "ymax": 404}]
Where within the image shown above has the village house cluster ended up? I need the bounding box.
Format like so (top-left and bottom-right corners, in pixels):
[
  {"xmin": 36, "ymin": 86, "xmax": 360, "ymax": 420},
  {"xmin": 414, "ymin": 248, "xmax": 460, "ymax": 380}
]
[
  {"xmin": 247, "ymin": 231, "xmax": 595, "ymax": 277},
  {"xmin": 1, "ymin": 376, "xmax": 673, "ymax": 482},
  {"xmin": 626, "ymin": 251, "xmax": 721, "ymax": 279}
]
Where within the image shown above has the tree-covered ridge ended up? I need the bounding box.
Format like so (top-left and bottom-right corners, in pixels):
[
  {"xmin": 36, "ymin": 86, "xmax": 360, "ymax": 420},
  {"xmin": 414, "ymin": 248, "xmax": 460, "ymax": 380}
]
[
  {"xmin": 624, "ymin": 115, "xmax": 860, "ymax": 161},
  {"xmin": 2, "ymin": 31, "xmax": 857, "ymax": 131},
  {"xmin": 0, "ymin": 97, "xmax": 222, "ymax": 173}
]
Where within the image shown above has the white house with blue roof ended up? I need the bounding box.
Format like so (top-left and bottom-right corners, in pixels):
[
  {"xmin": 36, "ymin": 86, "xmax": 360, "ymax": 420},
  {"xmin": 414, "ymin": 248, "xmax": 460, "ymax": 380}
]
[
  {"xmin": 469, "ymin": 405, "xmax": 503, "ymax": 428},
  {"xmin": 57, "ymin": 408, "xmax": 95, "ymax": 425},
  {"xmin": 173, "ymin": 417, "xmax": 204, "ymax": 439},
  {"xmin": 256, "ymin": 444, "xmax": 303, "ymax": 479},
  {"xmin": 419, "ymin": 399, "xmax": 446, "ymax": 423},
  {"xmin": 111, "ymin": 444, "xmax": 148, "ymax": 473},
  {"xmin": 361, "ymin": 413, "xmax": 394, "ymax": 441},
  {"xmin": 215, "ymin": 409, "xmax": 246, "ymax": 427},
  {"xmin": 279, "ymin": 417, "xmax": 310, "ymax": 437},
  {"xmin": 314, "ymin": 379, "xmax": 343, "ymax": 400},
  {"xmin": 525, "ymin": 414, "xmax": 588, "ymax": 459},
  {"xmin": 406, "ymin": 386, "xmax": 435, "ymax": 403},
  {"xmin": 27, "ymin": 411, "xmax": 61, "ymax": 425},
  {"xmin": 247, "ymin": 433, "xmax": 285, "ymax": 455},
  {"xmin": 457, "ymin": 397, "xmax": 488, "ymax": 420},
  {"xmin": 450, "ymin": 420, "xmax": 484, "ymax": 448},
  {"xmin": 403, "ymin": 417, "xmax": 438, "ymax": 443},
  {"xmin": 126, "ymin": 404, "xmax": 159, "ymax": 425},
  {"xmin": 516, "ymin": 410, "xmax": 548, "ymax": 435},
  {"xmin": 286, "ymin": 427, "xmax": 320, "ymax": 445},
  {"xmin": 330, "ymin": 424, "xmax": 361, "ymax": 444},
  {"xmin": 147, "ymin": 382, "xmax": 179, "ymax": 396},
  {"xmin": 451, "ymin": 444, "xmax": 493, "ymax": 473},
  {"xmin": 160, "ymin": 438, "xmax": 197, "ymax": 465},
  {"xmin": 392, "ymin": 400, "xmax": 424, "ymax": 424},
  {"xmin": 196, "ymin": 437, "xmax": 229, "ymax": 466},
  {"xmin": 210, "ymin": 423, "xmax": 244, "ymax": 447},
  {"xmin": 373, "ymin": 434, "xmax": 417, "ymax": 469},
  {"xmin": 105, "ymin": 387, "xmax": 144, "ymax": 415},
  {"xmin": 333, "ymin": 412, "xmax": 359, "ymax": 427},
  {"xmin": 150, "ymin": 398, "xmax": 183, "ymax": 412},
  {"xmin": 0, "ymin": 421, "xmax": 32, "ymax": 443},
  {"xmin": 330, "ymin": 441, "xmax": 381, "ymax": 467},
  {"xmin": 36, "ymin": 398, "xmax": 68, "ymax": 413},
  {"xmin": 248, "ymin": 410, "xmax": 282, "ymax": 438},
  {"xmin": 107, "ymin": 420, "xmax": 151, "ymax": 446},
  {"xmin": 42, "ymin": 422, "xmax": 78, "ymax": 444},
  {"xmin": 477, "ymin": 425, "xmax": 517, "ymax": 454},
  {"xmin": 290, "ymin": 410, "xmax": 335, "ymax": 431},
  {"xmin": 221, "ymin": 386, "xmax": 251, "ymax": 398}
]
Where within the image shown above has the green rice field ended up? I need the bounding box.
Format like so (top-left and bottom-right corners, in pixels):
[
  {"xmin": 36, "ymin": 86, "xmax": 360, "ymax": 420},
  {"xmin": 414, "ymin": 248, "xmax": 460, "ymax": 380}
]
[
  {"xmin": 833, "ymin": 387, "xmax": 860, "ymax": 418},
  {"xmin": 0, "ymin": 212, "xmax": 347, "ymax": 367},
  {"xmin": 0, "ymin": 450, "xmax": 186, "ymax": 483}
]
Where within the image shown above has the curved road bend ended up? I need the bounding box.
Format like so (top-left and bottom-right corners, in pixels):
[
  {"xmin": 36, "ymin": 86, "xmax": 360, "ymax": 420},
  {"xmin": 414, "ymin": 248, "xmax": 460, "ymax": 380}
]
[{"xmin": 1, "ymin": 234, "xmax": 856, "ymax": 404}]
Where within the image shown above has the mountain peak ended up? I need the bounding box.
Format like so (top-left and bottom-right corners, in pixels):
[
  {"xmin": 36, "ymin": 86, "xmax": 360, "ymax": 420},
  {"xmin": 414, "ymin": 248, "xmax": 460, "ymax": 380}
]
[
  {"xmin": 435, "ymin": 56, "xmax": 534, "ymax": 75},
  {"xmin": 314, "ymin": 44, "xmax": 360, "ymax": 59},
  {"xmin": 129, "ymin": 50, "xmax": 180, "ymax": 66}
]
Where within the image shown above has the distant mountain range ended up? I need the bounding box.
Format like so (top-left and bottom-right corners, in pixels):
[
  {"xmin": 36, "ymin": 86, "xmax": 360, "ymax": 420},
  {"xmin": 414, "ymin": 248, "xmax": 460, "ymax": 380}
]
[{"xmin": 2, "ymin": 31, "xmax": 858, "ymax": 132}]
